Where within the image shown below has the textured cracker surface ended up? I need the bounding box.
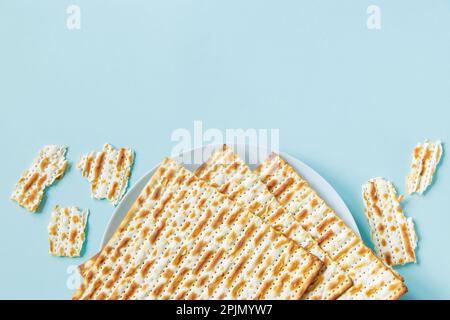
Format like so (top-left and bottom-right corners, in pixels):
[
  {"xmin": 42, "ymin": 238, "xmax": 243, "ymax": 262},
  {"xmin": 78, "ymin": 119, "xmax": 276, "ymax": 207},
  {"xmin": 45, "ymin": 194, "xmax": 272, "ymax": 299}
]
[
  {"xmin": 73, "ymin": 158, "xmax": 322, "ymax": 300},
  {"xmin": 77, "ymin": 143, "xmax": 134, "ymax": 206},
  {"xmin": 406, "ymin": 140, "xmax": 443, "ymax": 195},
  {"xmin": 48, "ymin": 206, "xmax": 89, "ymax": 257},
  {"xmin": 194, "ymin": 145, "xmax": 352, "ymax": 300},
  {"xmin": 255, "ymin": 154, "xmax": 407, "ymax": 300},
  {"xmin": 11, "ymin": 145, "xmax": 68, "ymax": 212},
  {"xmin": 362, "ymin": 178, "xmax": 417, "ymax": 266}
]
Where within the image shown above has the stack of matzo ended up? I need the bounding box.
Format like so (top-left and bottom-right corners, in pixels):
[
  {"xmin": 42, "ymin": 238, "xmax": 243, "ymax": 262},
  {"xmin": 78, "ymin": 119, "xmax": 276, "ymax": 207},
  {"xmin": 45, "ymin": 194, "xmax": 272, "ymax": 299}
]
[
  {"xmin": 73, "ymin": 158, "xmax": 323, "ymax": 300},
  {"xmin": 194, "ymin": 145, "xmax": 352, "ymax": 300},
  {"xmin": 255, "ymin": 154, "xmax": 407, "ymax": 300}
]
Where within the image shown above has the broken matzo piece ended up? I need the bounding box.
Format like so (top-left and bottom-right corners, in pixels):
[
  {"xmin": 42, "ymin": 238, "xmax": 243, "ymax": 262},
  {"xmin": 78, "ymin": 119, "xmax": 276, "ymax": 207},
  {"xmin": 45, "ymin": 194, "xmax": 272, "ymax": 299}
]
[
  {"xmin": 255, "ymin": 154, "xmax": 408, "ymax": 300},
  {"xmin": 194, "ymin": 145, "xmax": 352, "ymax": 300},
  {"xmin": 11, "ymin": 145, "xmax": 68, "ymax": 212},
  {"xmin": 73, "ymin": 158, "xmax": 323, "ymax": 300},
  {"xmin": 77, "ymin": 143, "xmax": 134, "ymax": 206},
  {"xmin": 406, "ymin": 140, "xmax": 443, "ymax": 195},
  {"xmin": 362, "ymin": 178, "xmax": 417, "ymax": 266},
  {"xmin": 48, "ymin": 206, "xmax": 89, "ymax": 257}
]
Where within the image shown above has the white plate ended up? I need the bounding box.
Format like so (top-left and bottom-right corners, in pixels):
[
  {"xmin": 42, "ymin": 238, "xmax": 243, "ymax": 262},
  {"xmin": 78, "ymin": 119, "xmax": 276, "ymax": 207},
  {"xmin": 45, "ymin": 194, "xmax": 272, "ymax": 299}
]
[{"xmin": 101, "ymin": 144, "xmax": 360, "ymax": 246}]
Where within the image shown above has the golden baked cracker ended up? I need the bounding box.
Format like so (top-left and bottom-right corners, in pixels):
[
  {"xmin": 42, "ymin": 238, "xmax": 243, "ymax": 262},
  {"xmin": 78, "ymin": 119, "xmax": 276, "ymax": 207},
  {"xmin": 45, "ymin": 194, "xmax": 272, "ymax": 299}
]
[
  {"xmin": 362, "ymin": 178, "xmax": 417, "ymax": 266},
  {"xmin": 73, "ymin": 158, "xmax": 322, "ymax": 300},
  {"xmin": 406, "ymin": 140, "xmax": 443, "ymax": 195},
  {"xmin": 48, "ymin": 205, "xmax": 89, "ymax": 257},
  {"xmin": 11, "ymin": 145, "xmax": 68, "ymax": 212},
  {"xmin": 194, "ymin": 145, "xmax": 352, "ymax": 300},
  {"xmin": 77, "ymin": 143, "xmax": 134, "ymax": 206},
  {"xmin": 255, "ymin": 154, "xmax": 407, "ymax": 300}
]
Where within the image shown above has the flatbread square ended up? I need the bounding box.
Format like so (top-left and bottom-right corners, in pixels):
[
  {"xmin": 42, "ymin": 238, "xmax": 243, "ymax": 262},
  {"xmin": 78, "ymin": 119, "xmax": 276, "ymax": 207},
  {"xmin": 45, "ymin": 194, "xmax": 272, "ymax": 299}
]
[
  {"xmin": 48, "ymin": 206, "xmax": 89, "ymax": 257},
  {"xmin": 11, "ymin": 145, "xmax": 68, "ymax": 212}
]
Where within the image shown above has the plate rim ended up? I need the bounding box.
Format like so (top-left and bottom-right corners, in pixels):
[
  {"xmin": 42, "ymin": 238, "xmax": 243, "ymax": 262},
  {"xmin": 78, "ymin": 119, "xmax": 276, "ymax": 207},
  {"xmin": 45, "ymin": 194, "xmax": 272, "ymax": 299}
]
[{"xmin": 101, "ymin": 144, "xmax": 360, "ymax": 247}]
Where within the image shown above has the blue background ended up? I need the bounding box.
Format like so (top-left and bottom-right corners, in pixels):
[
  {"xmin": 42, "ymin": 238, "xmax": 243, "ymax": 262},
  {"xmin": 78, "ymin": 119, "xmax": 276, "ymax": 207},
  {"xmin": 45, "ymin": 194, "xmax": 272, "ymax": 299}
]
[{"xmin": 1, "ymin": 0, "xmax": 449, "ymax": 300}]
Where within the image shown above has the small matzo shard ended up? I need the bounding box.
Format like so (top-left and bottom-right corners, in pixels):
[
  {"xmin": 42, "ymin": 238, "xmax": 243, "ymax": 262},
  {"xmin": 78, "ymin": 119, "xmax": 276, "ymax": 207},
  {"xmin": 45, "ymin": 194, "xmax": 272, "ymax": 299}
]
[
  {"xmin": 406, "ymin": 140, "xmax": 443, "ymax": 195},
  {"xmin": 194, "ymin": 145, "xmax": 352, "ymax": 300},
  {"xmin": 362, "ymin": 178, "xmax": 417, "ymax": 266},
  {"xmin": 255, "ymin": 154, "xmax": 408, "ymax": 300},
  {"xmin": 77, "ymin": 144, "xmax": 134, "ymax": 206},
  {"xmin": 11, "ymin": 145, "xmax": 68, "ymax": 212},
  {"xmin": 73, "ymin": 158, "xmax": 323, "ymax": 300},
  {"xmin": 48, "ymin": 206, "xmax": 89, "ymax": 257}
]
